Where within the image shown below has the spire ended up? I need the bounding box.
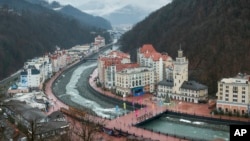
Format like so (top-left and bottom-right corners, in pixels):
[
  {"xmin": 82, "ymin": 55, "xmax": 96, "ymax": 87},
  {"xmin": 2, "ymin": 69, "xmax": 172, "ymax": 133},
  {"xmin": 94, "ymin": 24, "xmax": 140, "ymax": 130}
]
[{"xmin": 178, "ymin": 44, "xmax": 183, "ymax": 57}]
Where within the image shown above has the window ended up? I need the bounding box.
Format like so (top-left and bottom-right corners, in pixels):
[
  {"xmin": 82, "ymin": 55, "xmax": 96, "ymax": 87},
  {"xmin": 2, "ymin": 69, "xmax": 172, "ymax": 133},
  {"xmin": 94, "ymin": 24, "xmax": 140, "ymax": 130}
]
[
  {"xmin": 233, "ymin": 99, "xmax": 237, "ymax": 102},
  {"xmin": 233, "ymin": 95, "xmax": 237, "ymax": 98},
  {"xmin": 225, "ymin": 98, "xmax": 228, "ymax": 101},
  {"xmin": 233, "ymin": 86, "xmax": 238, "ymax": 93},
  {"xmin": 242, "ymin": 100, "xmax": 245, "ymax": 103}
]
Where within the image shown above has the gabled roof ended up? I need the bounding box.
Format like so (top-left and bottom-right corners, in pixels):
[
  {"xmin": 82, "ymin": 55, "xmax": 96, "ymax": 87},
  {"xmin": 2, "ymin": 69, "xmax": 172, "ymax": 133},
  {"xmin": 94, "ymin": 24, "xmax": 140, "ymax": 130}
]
[
  {"xmin": 31, "ymin": 69, "xmax": 40, "ymax": 75},
  {"xmin": 108, "ymin": 50, "xmax": 130, "ymax": 59},
  {"xmin": 36, "ymin": 121, "xmax": 69, "ymax": 135},
  {"xmin": 158, "ymin": 79, "xmax": 174, "ymax": 87},
  {"xmin": 48, "ymin": 111, "xmax": 65, "ymax": 121},
  {"xmin": 140, "ymin": 44, "xmax": 171, "ymax": 61},
  {"xmin": 5, "ymin": 100, "xmax": 46, "ymax": 121},
  {"xmin": 20, "ymin": 71, "xmax": 27, "ymax": 75},
  {"xmin": 116, "ymin": 63, "xmax": 139, "ymax": 72},
  {"xmin": 140, "ymin": 44, "xmax": 156, "ymax": 53},
  {"xmin": 181, "ymin": 81, "xmax": 207, "ymax": 90}
]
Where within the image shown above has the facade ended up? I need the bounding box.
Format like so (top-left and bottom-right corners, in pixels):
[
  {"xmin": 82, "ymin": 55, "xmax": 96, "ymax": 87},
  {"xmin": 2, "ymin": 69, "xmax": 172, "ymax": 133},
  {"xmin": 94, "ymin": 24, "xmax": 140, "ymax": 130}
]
[
  {"xmin": 115, "ymin": 67, "xmax": 154, "ymax": 97},
  {"xmin": 172, "ymin": 49, "xmax": 189, "ymax": 94},
  {"xmin": 157, "ymin": 49, "xmax": 208, "ymax": 103},
  {"xmin": 216, "ymin": 73, "xmax": 250, "ymax": 115},
  {"xmin": 97, "ymin": 50, "xmax": 130, "ymax": 88},
  {"xmin": 94, "ymin": 35, "xmax": 105, "ymax": 48},
  {"xmin": 71, "ymin": 44, "xmax": 90, "ymax": 55},
  {"xmin": 137, "ymin": 44, "xmax": 172, "ymax": 83},
  {"xmin": 20, "ymin": 66, "xmax": 41, "ymax": 88},
  {"xmin": 50, "ymin": 49, "xmax": 69, "ymax": 72},
  {"xmin": 24, "ymin": 55, "xmax": 52, "ymax": 84}
]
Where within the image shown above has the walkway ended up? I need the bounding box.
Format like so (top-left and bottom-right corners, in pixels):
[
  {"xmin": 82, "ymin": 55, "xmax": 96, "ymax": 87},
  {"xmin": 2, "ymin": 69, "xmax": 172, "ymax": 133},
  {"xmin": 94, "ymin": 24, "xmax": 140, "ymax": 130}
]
[{"xmin": 45, "ymin": 69, "xmax": 69, "ymax": 115}]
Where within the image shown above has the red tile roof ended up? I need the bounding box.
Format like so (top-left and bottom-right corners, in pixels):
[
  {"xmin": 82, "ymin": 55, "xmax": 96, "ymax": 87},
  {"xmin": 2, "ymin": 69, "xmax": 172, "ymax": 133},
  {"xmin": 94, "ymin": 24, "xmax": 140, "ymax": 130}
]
[
  {"xmin": 140, "ymin": 44, "xmax": 156, "ymax": 53},
  {"xmin": 108, "ymin": 50, "xmax": 130, "ymax": 59},
  {"xmin": 99, "ymin": 57, "xmax": 123, "ymax": 68},
  {"xmin": 140, "ymin": 44, "xmax": 171, "ymax": 61},
  {"xmin": 116, "ymin": 63, "xmax": 139, "ymax": 72}
]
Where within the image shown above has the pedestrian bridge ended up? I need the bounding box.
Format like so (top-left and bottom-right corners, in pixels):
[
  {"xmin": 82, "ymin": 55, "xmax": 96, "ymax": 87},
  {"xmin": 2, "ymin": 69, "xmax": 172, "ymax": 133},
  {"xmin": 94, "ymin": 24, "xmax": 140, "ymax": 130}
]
[{"xmin": 81, "ymin": 58, "xmax": 98, "ymax": 61}]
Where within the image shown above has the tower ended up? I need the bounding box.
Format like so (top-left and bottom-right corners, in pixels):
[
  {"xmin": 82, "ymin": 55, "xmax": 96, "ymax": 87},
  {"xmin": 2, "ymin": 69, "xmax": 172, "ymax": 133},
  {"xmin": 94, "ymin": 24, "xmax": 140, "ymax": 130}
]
[{"xmin": 173, "ymin": 48, "xmax": 188, "ymax": 94}]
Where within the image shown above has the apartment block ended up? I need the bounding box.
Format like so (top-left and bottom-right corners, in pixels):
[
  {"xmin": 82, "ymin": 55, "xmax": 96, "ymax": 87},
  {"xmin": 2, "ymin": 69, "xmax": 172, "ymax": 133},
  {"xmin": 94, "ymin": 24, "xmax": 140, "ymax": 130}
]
[{"xmin": 216, "ymin": 73, "xmax": 250, "ymax": 115}]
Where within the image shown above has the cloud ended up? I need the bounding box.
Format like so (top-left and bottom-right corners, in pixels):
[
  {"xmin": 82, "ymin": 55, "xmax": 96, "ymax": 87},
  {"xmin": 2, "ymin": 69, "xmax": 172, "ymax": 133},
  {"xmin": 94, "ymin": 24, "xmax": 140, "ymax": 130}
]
[{"xmin": 47, "ymin": 0, "xmax": 172, "ymax": 16}]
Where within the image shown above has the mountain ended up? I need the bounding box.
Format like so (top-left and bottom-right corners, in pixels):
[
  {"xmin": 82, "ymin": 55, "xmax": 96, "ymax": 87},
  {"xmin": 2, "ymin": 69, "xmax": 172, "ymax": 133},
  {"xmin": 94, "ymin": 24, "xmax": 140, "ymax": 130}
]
[
  {"xmin": 103, "ymin": 5, "xmax": 149, "ymax": 26},
  {"xmin": 0, "ymin": 0, "xmax": 110, "ymax": 80},
  {"xmin": 78, "ymin": 0, "xmax": 164, "ymax": 26},
  {"xmin": 25, "ymin": 0, "xmax": 112, "ymax": 29},
  {"xmin": 57, "ymin": 5, "xmax": 112, "ymax": 30},
  {"xmin": 120, "ymin": 0, "xmax": 250, "ymax": 95}
]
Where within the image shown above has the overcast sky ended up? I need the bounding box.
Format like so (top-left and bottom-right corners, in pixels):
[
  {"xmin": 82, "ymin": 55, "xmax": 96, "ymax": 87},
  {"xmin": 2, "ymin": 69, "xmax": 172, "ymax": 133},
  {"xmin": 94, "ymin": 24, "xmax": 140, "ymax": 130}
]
[{"xmin": 47, "ymin": 0, "xmax": 172, "ymax": 15}]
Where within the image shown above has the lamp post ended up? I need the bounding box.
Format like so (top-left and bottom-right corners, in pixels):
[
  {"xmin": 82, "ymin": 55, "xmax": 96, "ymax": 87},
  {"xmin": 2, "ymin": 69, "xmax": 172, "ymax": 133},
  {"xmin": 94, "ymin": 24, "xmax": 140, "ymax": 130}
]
[{"xmin": 123, "ymin": 94, "xmax": 126, "ymax": 115}]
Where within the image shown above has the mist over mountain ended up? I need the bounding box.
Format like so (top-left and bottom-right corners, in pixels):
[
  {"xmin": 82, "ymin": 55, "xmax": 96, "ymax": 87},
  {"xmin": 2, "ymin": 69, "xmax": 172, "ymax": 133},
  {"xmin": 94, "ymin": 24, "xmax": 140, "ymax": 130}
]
[
  {"xmin": 103, "ymin": 5, "xmax": 149, "ymax": 26},
  {"xmin": 0, "ymin": 0, "xmax": 111, "ymax": 80},
  {"xmin": 120, "ymin": 0, "xmax": 250, "ymax": 95},
  {"xmin": 75, "ymin": 0, "xmax": 171, "ymax": 26},
  {"xmin": 57, "ymin": 5, "xmax": 112, "ymax": 30}
]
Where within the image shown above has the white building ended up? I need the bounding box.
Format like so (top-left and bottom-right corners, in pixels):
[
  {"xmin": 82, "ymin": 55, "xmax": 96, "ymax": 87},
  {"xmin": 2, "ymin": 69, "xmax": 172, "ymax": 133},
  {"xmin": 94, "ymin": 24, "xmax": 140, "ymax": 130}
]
[
  {"xmin": 172, "ymin": 49, "xmax": 189, "ymax": 94},
  {"xmin": 94, "ymin": 35, "xmax": 105, "ymax": 48},
  {"xmin": 137, "ymin": 44, "xmax": 172, "ymax": 84},
  {"xmin": 97, "ymin": 50, "xmax": 131, "ymax": 88},
  {"xmin": 115, "ymin": 67, "xmax": 155, "ymax": 97},
  {"xmin": 50, "ymin": 49, "xmax": 69, "ymax": 72},
  {"xmin": 157, "ymin": 49, "xmax": 208, "ymax": 103},
  {"xmin": 216, "ymin": 73, "xmax": 250, "ymax": 115},
  {"xmin": 24, "ymin": 55, "xmax": 52, "ymax": 83},
  {"xmin": 71, "ymin": 44, "xmax": 90, "ymax": 55},
  {"xmin": 20, "ymin": 66, "xmax": 41, "ymax": 88}
]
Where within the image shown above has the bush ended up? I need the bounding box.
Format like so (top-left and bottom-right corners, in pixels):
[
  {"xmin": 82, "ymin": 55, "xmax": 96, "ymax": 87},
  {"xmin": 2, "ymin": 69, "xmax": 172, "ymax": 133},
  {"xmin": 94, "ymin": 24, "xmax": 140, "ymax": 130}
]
[
  {"xmin": 236, "ymin": 111, "xmax": 240, "ymax": 117},
  {"xmin": 220, "ymin": 110, "xmax": 224, "ymax": 115},
  {"xmin": 244, "ymin": 113, "xmax": 249, "ymax": 118},
  {"xmin": 211, "ymin": 109, "xmax": 218, "ymax": 115}
]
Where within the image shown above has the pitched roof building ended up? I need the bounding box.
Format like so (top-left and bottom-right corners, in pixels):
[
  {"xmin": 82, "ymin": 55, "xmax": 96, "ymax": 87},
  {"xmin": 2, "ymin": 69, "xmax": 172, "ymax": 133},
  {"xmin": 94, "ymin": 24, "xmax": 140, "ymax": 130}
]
[
  {"xmin": 157, "ymin": 49, "xmax": 208, "ymax": 103},
  {"xmin": 98, "ymin": 50, "xmax": 131, "ymax": 89},
  {"xmin": 137, "ymin": 44, "xmax": 172, "ymax": 83}
]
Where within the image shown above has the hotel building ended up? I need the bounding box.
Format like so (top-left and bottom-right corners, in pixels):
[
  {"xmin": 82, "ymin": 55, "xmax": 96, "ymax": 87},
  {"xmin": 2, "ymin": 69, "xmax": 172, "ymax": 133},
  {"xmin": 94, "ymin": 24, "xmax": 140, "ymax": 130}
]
[
  {"xmin": 97, "ymin": 50, "xmax": 131, "ymax": 89},
  {"xmin": 115, "ymin": 67, "xmax": 154, "ymax": 97},
  {"xmin": 137, "ymin": 44, "xmax": 172, "ymax": 83},
  {"xmin": 216, "ymin": 73, "xmax": 250, "ymax": 115}
]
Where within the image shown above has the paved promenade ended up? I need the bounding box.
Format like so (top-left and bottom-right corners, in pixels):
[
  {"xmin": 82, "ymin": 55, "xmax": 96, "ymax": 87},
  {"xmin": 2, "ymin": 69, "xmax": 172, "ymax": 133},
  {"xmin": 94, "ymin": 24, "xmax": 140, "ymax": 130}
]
[{"xmin": 45, "ymin": 69, "xmax": 69, "ymax": 115}]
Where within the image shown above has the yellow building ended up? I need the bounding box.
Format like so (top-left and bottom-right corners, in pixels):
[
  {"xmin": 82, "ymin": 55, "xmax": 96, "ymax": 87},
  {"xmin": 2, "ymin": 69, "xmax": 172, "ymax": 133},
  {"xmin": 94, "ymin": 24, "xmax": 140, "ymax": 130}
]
[
  {"xmin": 115, "ymin": 67, "xmax": 154, "ymax": 97},
  {"xmin": 216, "ymin": 73, "xmax": 250, "ymax": 115}
]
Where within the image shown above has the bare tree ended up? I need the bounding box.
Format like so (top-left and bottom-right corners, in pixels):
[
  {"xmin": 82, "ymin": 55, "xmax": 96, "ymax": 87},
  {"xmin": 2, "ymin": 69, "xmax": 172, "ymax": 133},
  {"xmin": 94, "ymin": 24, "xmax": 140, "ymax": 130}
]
[{"xmin": 62, "ymin": 107, "xmax": 106, "ymax": 141}]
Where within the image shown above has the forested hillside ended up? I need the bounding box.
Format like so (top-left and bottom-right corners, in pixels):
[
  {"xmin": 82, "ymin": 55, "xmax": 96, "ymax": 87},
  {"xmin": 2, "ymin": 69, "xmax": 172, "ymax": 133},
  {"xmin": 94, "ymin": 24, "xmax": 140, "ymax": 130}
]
[
  {"xmin": 0, "ymin": 0, "xmax": 110, "ymax": 80},
  {"xmin": 120, "ymin": 0, "xmax": 250, "ymax": 95}
]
